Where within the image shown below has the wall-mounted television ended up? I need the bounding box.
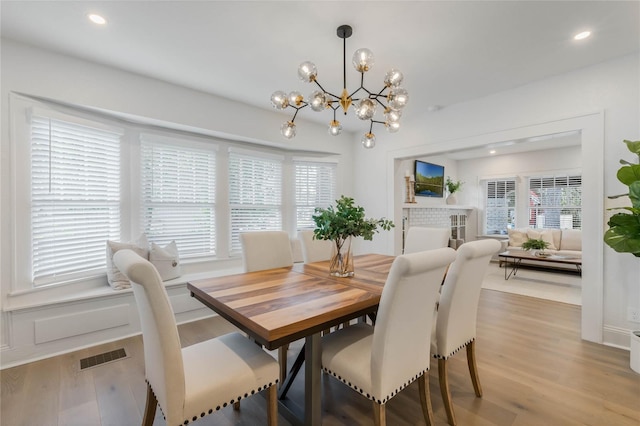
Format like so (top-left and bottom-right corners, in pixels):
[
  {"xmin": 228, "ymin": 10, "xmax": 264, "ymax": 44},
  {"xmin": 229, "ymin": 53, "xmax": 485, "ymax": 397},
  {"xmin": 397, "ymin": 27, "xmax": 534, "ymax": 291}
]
[{"xmin": 414, "ymin": 160, "xmax": 444, "ymax": 197}]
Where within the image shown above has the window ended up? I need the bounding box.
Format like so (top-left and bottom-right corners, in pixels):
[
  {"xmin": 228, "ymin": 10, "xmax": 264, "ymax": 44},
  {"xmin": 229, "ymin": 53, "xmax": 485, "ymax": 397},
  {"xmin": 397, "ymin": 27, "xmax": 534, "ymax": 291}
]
[
  {"xmin": 294, "ymin": 161, "xmax": 337, "ymax": 230},
  {"xmin": 529, "ymin": 175, "xmax": 582, "ymax": 229},
  {"xmin": 484, "ymin": 179, "xmax": 516, "ymax": 235},
  {"xmin": 140, "ymin": 135, "xmax": 216, "ymax": 257},
  {"xmin": 30, "ymin": 115, "xmax": 122, "ymax": 285},
  {"xmin": 228, "ymin": 150, "xmax": 283, "ymax": 253}
]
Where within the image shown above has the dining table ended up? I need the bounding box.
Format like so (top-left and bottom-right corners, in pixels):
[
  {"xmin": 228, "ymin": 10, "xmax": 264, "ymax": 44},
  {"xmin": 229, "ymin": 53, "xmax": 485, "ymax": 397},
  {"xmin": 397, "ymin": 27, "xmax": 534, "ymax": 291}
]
[{"xmin": 187, "ymin": 253, "xmax": 394, "ymax": 426}]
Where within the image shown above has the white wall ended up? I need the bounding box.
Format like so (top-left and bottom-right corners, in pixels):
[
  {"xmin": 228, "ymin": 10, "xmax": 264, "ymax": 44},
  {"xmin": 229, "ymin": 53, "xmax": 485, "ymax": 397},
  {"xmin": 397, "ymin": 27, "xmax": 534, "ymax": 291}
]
[
  {"xmin": 354, "ymin": 53, "xmax": 640, "ymax": 349},
  {"xmin": 0, "ymin": 39, "xmax": 356, "ymax": 367}
]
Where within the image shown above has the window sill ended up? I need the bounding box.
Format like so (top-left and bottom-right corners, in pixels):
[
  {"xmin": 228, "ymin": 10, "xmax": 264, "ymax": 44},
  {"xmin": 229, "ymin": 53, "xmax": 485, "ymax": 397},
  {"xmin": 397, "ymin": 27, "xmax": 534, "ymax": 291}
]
[{"xmin": 4, "ymin": 267, "xmax": 243, "ymax": 313}]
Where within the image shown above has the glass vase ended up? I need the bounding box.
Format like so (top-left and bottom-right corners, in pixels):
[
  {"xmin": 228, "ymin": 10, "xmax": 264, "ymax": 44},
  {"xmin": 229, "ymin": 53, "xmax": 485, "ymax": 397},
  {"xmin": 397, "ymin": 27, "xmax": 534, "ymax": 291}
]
[{"xmin": 329, "ymin": 236, "xmax": 354, "ymax": 277}]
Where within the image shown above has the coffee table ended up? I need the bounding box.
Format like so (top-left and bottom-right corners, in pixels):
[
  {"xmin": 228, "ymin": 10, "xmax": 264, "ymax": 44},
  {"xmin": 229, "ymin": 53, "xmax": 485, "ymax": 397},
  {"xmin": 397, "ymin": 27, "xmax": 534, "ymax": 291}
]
[{"xmin": 498, "ymin": 250, "xmax": 582, "ymax": 280}]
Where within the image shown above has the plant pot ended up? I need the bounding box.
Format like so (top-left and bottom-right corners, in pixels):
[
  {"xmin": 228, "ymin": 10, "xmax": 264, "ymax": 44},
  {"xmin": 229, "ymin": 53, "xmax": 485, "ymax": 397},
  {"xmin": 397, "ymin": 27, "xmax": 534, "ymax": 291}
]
[
  {"xmin": 329, "ymin": 236, "xmax": 354, "ymax": 277},
  {"xmin": 446, "ymin": 193, "xmax": 457, "ymax": 205}
]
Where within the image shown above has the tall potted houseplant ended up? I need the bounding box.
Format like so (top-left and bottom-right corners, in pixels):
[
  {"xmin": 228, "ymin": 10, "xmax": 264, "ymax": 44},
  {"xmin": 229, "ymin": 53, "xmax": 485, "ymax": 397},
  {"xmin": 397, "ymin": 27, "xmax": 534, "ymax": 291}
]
[
  {"xmin": 312, "ymin": 196, "xmax": 394, "ymax": 277},
  {"xmin": 604, "ymin": 139, "xmax": 640, "ymax": 257}
]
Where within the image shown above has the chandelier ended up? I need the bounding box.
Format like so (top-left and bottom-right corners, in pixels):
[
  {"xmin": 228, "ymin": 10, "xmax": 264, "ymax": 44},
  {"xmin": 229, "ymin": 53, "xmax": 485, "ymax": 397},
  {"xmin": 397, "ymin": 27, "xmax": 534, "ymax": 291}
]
[{"xmin": 270, "ymin": 25, "xmax": 408, "ymax": 149}]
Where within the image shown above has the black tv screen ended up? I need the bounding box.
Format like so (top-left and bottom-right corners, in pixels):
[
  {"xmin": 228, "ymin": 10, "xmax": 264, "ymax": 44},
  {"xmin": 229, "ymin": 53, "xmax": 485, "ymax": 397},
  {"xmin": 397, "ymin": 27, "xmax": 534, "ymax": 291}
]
[{"xmin": 414, "ymin": 160, "xmax": 444, "ymax": 197}]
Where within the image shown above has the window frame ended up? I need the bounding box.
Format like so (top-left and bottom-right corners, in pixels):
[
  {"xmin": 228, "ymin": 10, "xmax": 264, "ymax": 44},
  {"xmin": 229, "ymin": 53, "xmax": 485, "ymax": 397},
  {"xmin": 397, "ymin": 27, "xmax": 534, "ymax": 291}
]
[{"xmin": 483, "ymin": 178, "xmax": 517, "ymax": 235}]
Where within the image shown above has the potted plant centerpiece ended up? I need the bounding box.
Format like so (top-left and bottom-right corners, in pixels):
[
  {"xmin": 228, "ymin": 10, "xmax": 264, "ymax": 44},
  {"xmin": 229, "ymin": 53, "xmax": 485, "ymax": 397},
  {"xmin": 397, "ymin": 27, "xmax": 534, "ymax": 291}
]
[
  {"xmin": 604, "ymin": 139, "xmax": 640, "ymax": 257},
  {"xmin": 445, "ymin": 176, "xmax": 464, "ymax": 205},
  {"xmin": 312, "ymin": 196, "xmax": 394, "ymax": 277},
  {"xmin": 521, "ymin": 238, "xmax": 550, "ymax": 257}
]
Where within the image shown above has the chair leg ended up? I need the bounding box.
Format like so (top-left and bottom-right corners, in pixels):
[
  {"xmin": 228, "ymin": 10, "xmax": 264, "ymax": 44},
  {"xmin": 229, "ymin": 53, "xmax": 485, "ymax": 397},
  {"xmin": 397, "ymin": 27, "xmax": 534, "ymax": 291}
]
[
  {"xmin": 266, "ymin": 385, "xmax": 278, "ymax": 426},
  {"xmin": 466, "ymin": 340, "xmax": 483, "ymax": 397},
  {"xmin": 418, "ymin": 371, "xmax": 435, "ymax": 426},
  {"xmin": 372, "ymin": 401, "xmax": 386, "ymax": 426},
  {"xmin": 142, "ymin": 383, "xmax": 157, "ymax": 426},
  {"xmin": 278, "ymin": 345, "xmax": 288, "ymax": 384},
  {"xmin": 438, "ymin": 358, "xmax": 457, "ymax": 426}
]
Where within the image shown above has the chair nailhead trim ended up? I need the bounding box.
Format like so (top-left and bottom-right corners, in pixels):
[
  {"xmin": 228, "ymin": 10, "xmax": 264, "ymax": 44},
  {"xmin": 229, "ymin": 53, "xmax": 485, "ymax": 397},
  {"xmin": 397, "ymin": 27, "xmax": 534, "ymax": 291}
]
[
  {"xmin": 178, "ymin": 380, "xmax": 279, "ymax": 426},
  {"xmin": 322, "ymin": 366, "xmax": 428, "ymax": 404},
  {"xmin": 433, "ymin": 338, "xmax": 475, "ymax": 360}
]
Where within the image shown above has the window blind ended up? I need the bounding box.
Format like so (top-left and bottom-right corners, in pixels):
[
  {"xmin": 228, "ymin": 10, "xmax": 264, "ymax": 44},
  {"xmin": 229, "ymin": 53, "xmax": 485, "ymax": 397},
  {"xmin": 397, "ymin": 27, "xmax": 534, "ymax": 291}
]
[
  {"xmin": 294, "ymin": 161, "xmax": 337, "ymax": 230},
  {"xmin": 485, "ymin": 179, "xmax": 516, "ymax": 235},
  {"xmin": 529, "ymin": 174, "xmax": 582, "ymax": 229},
  {"xmin": 31, "ymin": 115, "xmax": 122, "ymax": 284},
  {"xmin": 140, "ymin": 137, "xmax": 216, "ymax": 257},
  {"xmin": 228, "ymin": 151, "xmax": 283, "ymax": 253}
]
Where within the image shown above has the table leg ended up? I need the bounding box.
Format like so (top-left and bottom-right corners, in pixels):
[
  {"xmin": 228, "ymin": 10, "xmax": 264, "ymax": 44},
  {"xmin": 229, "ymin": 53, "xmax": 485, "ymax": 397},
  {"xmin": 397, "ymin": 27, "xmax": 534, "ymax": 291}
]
[{"xmin": 305, "ymin": 333, "xmax": 322, "ymax": 426}]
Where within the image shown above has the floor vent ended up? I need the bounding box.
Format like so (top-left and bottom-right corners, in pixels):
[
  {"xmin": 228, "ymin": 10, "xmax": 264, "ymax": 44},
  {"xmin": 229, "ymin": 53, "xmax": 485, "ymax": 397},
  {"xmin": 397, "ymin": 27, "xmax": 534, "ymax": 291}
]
[{"xmin": 80, "ymin": 348, "xmax": 127, "ymax": 370}]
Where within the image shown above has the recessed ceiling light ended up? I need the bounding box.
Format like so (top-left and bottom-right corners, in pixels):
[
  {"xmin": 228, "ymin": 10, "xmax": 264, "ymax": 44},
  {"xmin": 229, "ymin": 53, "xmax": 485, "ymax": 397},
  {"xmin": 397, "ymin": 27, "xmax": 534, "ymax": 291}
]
[
  {"xmin": 88, "ymin": 14, "xmax": 107, "ymax": 25},
  {"xmin": 489, "ymin": 150, "xmax": 496, "ymax": 155},
  {"xmin": 574, "ymin": 31, "xmax": 591, "ymax": 41}
]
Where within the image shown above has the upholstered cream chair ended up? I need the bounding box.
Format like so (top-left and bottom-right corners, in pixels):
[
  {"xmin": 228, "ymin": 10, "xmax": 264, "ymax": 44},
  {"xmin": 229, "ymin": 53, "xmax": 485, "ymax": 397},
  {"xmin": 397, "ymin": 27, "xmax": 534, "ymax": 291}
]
[
  {"xmin": 431, "ymin": 239, "xmax": 501, "ymax": 426},
  {"xmin": 298, "ymin": 230, "xmax": 332, "ymax": 263},
  {"xmin": 240, "ymin": 230, "xmax": 294, "ymax": 384},
  {"xmin": 321, "ymin": 247, "xmax": 457, "ymax": 426},
  {"xmin": 404, "ymin": 226, "xmax": 451, "ymax": 254},
  {"xmin": 112, "ymin": 249, "xmax": 279, "ymax": 426}
]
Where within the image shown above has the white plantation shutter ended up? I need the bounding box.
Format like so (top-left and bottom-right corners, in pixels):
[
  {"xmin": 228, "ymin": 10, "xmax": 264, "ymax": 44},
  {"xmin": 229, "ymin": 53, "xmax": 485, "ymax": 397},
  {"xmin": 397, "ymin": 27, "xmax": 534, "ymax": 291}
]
[
  {"xmin": 229, "ymin": 150, "xmax": 283, "ymax": 253},
  {"xmin": 485, "ymin": 179, "xmax": 516, "ymax": 234},
  {"xmin": 30, "ymin": 115, "xmax": 122, "ymax": 284},
  {"xmin": 294, "ymin": 161, "xmax": 337, "ymax": 229},
  {"xmin": 529, "ymin": 174, "xmax": 582, "ymax": 229},
  {"xmin": 141, "ymin": 137, "xmax": 216, "ymax": 257}
]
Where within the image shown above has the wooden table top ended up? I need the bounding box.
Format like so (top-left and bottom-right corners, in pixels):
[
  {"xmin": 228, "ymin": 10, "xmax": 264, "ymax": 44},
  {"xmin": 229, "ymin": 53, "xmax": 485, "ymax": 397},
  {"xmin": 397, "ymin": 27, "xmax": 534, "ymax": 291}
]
[
  {"xmin": 188, "ymin": 254, "xmax": 394, "ymax": 350},
  {"xmin": 498, "ymin": 250, "xmax": 582, "ymax": 265}
]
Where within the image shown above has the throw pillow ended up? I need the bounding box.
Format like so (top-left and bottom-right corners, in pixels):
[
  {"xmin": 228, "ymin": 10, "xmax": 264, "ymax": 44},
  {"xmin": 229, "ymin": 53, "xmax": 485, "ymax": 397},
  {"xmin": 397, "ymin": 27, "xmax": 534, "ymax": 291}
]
[
  {"xmin": 106, "ymin": 234, "xmax": 148, "ymax": 290},
  {"xmin": 526, "ymin": 229, "xmax": 558, "ymax": 250},
  {"xmin": 149, "ymin": 241, "xmax": 182, "ymax": 281},
  {"xmin": 507, "ymin": 229, "xmax": 528, "ymax": 247}
]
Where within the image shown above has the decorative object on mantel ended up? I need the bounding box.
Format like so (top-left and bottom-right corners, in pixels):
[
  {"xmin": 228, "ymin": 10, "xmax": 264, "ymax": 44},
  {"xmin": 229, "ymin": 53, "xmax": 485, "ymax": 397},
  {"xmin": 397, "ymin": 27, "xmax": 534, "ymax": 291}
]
[
  {"xmin": 604, "ymin": 139, "xmax": 640, "ymax": 257},
  {"xmin": 313, "ymin": 196, "xmax": 394, "ymax": 277},
  {"xmin": 445, "ymin": 176, "xmax": 464, "ymax": 205},
  {"xmin": 404, "ymin": 170, "xmax": 417, "ymax": 203},
  {"xmin": 270, "ymin": 24, "xmax": 408, "ymax": 149},
  {"xmin": 521, "ymin": 237, "xmax": 550, "ymax": 257}
]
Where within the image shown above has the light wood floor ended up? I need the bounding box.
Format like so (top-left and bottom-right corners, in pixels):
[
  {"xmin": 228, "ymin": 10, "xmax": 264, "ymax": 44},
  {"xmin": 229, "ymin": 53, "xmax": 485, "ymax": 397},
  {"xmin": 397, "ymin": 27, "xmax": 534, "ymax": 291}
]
[{"xmin": 2, "ymin": 289, "xmax": 639, "ymax": 426}]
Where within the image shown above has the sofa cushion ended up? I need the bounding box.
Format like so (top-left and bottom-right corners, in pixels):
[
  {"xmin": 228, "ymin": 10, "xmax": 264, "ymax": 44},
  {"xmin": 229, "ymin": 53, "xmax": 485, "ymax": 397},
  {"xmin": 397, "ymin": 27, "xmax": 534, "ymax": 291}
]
[
  {"xmin": 526, "ymin": 228, "xmax": 560, "ymax": 251},
  {"xmin": 507, "ymin": 229, "xmax": 528, "ymax": 247},
  {"xmin": 560, "ymin": 229, "xmax": 582, "ymax": 251}
]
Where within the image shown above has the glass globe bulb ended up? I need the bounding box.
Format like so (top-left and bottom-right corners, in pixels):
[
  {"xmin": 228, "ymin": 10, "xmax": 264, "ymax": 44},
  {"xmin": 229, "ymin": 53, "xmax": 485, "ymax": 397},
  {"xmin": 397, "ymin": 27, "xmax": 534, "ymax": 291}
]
[
  {"xmin": 309, "ymin": 91, "xmax": 328, "ymax": 112},
  {"xmin": 384, "ymin": 108, "xmax": 402, "ymax": 122},
  {"xmin": 385, "ymin": 121, "xmax": 401, "ymax": 133},
  {"xmin": 361, "ymin": 133, "xmax": 376, "ymax": 149},
  {"xmin": 328, "ymin": 120, "xmax": 342, "ymax": 136},
  {"xmin": 354, "ymin": 98, "xmax": 377, "ymax": 120},
  {"xmin": 288, "ymin": 91, "xmax": 304, "ymax": 107},
  {"xmin": 384, "ymin": 69, "xmax": 404, "ymax": 87},
  {"xmin": 270, "ymin": 91, "xmax": 289, "ymax": 110},
  {"xmin": 352, "ymin": 48, "xmax": 375, "ymax": 72},
  {"xmin": 281, "ymin": 121, "xmax": 296, "ymax": 139},
  {"xmin": 388, "ymin": 87, "xmax": 409, "ymax": 110},
  {"xmin": 298, "ymin": 61, "xmax": 317, "ymax": 83}
]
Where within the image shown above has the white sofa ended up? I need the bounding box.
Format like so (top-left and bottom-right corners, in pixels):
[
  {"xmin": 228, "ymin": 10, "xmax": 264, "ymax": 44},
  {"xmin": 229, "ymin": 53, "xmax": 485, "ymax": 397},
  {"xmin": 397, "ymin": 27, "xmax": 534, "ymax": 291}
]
[{"xmin": 504, "ymin": 228, "xmax": 582, "ymax": 271}]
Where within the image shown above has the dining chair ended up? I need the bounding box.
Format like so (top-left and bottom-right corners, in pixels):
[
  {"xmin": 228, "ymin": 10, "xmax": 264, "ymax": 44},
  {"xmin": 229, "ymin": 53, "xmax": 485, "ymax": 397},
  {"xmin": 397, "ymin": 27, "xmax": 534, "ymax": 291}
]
[
  {"xmin": 298, "ymin": 229, "xmax": 332, "ymax": 263},
  {"xmin": 431, "ymin": 238, "xmax": 502, "ymax": 425},
  {"xmin": 240, "ymin": 230, "xmax": 294, "ymax": 384},
  {"xmin": 321, "ymin": 247, "xmax": 457, "ymax": 426},
  {"xmin": 112, "ymin": 249, "xmax": 280, "ymax": 426},
  {"xmin": 403, "ymin": 226, "xmax": 451, "ymax": 254}
]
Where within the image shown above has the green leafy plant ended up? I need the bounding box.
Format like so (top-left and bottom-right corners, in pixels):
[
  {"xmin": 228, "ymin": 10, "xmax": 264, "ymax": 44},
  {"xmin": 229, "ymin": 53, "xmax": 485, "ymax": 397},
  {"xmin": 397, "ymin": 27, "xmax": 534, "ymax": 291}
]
[
  {"xmin": 604, "ymin": 139, "xmax": 640, "ymax": 257},
  {"xmin": 312, "ymin": 196, "xmax": 394, "ymax": 245},
  {"xmin": 445, "ymin": 176, "xmax": 464, "ymax": 194},
  {"xmin": 521, "ymin": 238, "xmax": 549, "ymax": 251}
]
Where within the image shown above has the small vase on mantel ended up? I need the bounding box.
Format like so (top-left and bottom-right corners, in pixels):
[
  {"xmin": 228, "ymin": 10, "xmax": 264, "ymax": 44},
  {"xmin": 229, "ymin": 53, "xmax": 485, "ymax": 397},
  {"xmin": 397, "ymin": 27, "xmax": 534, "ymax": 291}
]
[
  {"xmin": 329, "ymin": 236, "xmax": 354, "ymax": 277},
  {"xmin": 446, "ymin": 193, "xmax": 457, "ymax": 205}
]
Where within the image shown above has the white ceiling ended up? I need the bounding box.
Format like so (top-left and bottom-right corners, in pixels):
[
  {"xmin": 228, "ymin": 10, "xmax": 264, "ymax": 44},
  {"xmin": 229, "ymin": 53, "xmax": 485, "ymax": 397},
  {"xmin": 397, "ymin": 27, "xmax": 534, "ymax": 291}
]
[{"xmin": 1, "ymin": 1, "xmax": 639, "ymax": 154}]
